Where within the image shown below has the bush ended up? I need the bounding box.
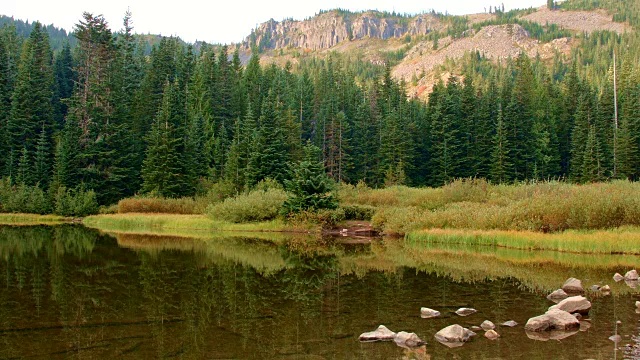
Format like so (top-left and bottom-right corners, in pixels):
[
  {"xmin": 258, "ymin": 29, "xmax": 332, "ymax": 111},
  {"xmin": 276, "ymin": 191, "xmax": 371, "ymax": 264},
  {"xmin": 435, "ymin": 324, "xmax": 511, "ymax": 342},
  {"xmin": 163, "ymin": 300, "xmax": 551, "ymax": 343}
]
[
  {"xmin": 341, "ymin": 204, "xmax": 376, "ymax": 220},
  {"xmin": 54, "ymin": 187, "xmax": 99, "ymax": 217},
  {"xmin": 206, "ymin": 188, "xmax": 288, "ymax": 223},
  {"xmin": 193, "ymin": 180, "xmax": 238, "ymax": 213},
  {"xmin": 287, "ymin": 208, "xmax": 346, "ymax": 228},
  {"xmin": 118, "ymin": 197, "xmax": 198, "ymax": 214},
  {"xmin": 0, "ymin": 179, "xmax": 52, "ymax": 214}
]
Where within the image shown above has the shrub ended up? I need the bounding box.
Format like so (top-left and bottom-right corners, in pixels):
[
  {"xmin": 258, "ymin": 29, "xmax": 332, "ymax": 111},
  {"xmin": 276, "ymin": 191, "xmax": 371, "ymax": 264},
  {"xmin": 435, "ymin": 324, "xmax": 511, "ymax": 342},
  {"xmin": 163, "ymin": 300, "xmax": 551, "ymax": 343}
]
[
  {"xmin": 54, "ymin": 187, "xmax": 99, "ymax": 217},
  {"xmin": 0, "ymin": 179, "xmax": 52, "ymax": 214},
  {"xmin": 206, "ymin": 188, "xmax": 288, "ymax": 223},
  {"xmin": 342, "ymin": 204, "xmax": 376, "ymax": 220},
  {"xmin": 117, "ymin": 197, "xmax": 198, "ymax": 214},
  {"xmin": 287, "ymin": 208, "xmax": 346, "ymax": 228},
  {"xmin": 193, "ymin": 180, "xmax": 239, "ymax": 213}
]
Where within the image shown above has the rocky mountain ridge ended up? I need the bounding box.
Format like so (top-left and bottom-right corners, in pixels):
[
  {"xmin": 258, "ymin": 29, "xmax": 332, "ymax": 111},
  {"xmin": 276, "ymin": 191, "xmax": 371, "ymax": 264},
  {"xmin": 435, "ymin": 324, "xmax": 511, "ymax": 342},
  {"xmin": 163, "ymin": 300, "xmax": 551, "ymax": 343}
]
[{"xmin": 243, "ymin": 10, "xmax": 444, "ymax": 51}]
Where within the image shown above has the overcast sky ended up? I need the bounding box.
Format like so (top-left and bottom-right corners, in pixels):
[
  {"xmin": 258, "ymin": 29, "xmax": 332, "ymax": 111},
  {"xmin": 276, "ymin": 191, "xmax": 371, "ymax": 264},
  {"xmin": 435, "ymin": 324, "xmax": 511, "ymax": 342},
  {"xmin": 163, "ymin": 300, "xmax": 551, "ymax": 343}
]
[{"xmin": 0, "ymin": 0, "xmax": 545, "ymax": 44}]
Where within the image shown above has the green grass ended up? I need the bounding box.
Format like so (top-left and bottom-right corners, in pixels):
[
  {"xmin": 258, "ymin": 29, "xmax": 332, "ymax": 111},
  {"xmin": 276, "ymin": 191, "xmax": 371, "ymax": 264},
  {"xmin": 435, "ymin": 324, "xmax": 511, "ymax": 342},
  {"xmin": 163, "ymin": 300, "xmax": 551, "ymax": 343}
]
[
  {"xmin": 83, "ymin": 213, "xmax": 317, "ymax": 237},
  {"xmin": 406, "ymin": 227, "xmax": 640, "ymax": 254},
  {"xmin": 0, "ymin": 213, "xmax": 71, "ymax": 225}
]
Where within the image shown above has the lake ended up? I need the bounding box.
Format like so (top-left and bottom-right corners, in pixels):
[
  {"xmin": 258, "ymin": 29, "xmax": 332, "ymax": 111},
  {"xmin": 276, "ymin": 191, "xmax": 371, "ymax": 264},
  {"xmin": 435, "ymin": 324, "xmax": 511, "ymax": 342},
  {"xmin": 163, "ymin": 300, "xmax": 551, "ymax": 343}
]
[{"xmin": 1, "ymin": 225, "xmax": 639, "ymax": 359}]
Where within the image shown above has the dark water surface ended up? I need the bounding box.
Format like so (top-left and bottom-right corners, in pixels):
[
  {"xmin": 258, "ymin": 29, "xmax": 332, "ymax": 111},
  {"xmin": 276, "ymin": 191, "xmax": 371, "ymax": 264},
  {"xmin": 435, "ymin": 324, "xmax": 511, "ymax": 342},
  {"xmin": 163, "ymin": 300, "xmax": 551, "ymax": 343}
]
[{"xmin": 1, "ymin": 225, "xmax": 639, "ymax": 359}]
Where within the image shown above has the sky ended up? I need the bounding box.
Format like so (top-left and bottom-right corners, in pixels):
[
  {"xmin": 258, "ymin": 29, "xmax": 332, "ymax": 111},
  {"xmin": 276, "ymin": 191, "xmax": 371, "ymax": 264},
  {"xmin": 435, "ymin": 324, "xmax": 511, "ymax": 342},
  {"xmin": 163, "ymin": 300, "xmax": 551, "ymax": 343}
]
[{"xmin": 0, "ymin": 0, "xmax": 545, "ymax": 44}]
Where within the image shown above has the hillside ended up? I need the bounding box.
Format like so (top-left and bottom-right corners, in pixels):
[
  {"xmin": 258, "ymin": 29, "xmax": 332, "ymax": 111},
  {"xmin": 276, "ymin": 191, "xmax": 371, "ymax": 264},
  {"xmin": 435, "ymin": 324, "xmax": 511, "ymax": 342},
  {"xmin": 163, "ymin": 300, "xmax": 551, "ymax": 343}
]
[{"xmin": 245, "ymin": 2, "xmax": 633, "ymax": 98}]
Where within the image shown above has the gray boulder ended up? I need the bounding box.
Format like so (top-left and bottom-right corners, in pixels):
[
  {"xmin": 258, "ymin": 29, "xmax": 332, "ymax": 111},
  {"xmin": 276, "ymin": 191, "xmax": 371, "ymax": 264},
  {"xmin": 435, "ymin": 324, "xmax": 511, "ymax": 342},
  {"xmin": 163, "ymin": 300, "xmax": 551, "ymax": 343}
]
[
  {"xmin": 394, "ymin": 331, "xmax": 426, "ymax": 348},
  {"xmin": 484, "ymin": 330, "xmax": 500, "ymax": 340},
  {"xmin": 547, "ymin": 289, "xmax": 568, "ymax": 301},
  {"xmin": 359, "ymin": 325, "xmax": 396, "ymax": 342},
  {"xmin": 561, "ymin": 277, "xmax": 584, "ymax": 293},
  {"xmin": 420, "ymin": 307, "xmax": 441, "ymax": 319},
  {"xmin": 455, "ymin": 307, "xmax": 477, "ymax": 316},
  {"xmin": 613, "ymin": 273, "xmax": 624, "ymax": 282},
  {"xmin": 524, "ymin": 309, "xmax": 580, "ymax": 332},
  {"xmin": 480, "ymin": 320, "xmax": 495, "ymax": 331},
  {"xmin": 548, "ymin": 295, "xmax": 592, "ymax": 315},
  {"xmin": 625, "ymin": 269, "xmax": 639, "ymax": 280},
  {"xmin": 434, "ymin": 324, "xmax": 476, "ymax": 344}
]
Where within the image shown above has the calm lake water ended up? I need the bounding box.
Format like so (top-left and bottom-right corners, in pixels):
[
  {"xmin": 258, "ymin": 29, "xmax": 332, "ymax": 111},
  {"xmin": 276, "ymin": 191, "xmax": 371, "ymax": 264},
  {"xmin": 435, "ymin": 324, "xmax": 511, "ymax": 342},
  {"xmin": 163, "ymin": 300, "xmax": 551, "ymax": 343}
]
[{"xmin": 1, "ymin": 225, "xmax": 639, "ymax": 359}]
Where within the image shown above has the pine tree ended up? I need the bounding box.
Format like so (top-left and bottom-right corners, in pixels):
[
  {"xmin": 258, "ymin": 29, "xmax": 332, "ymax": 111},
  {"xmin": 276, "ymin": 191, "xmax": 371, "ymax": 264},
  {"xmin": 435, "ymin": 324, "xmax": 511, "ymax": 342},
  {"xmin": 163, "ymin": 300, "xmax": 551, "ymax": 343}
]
[
  {"xmin": 491, "ymin": 105, "xmax": 512, "ymax": 183},
  {"xmin": 4, "ymin": 22, "xmax": 54, "ymax": 184},
  {"xmin": 581, "ymin": 125, "xmax": 605, "ymax": 183},
  {"xmin": 52, "ymin": 43, "xmax": 74, "ymax": 130},
  {"xmin": 141, "ymin": 81, "xmax": 184, "ymax": 197},
  {"xmin": 246, "ymin": 90, "xmax": 290, "ymax": 186},
  {"xmin": 282, "ymin": 141, "xmax": 337, "ymax": 214}
]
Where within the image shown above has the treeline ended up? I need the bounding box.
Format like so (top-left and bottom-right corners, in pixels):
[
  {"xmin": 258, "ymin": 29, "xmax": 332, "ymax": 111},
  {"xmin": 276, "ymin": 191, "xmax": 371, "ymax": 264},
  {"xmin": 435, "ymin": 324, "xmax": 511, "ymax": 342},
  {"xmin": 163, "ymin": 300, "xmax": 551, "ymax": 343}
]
[{"xmin": 0, "ymin": 9, "xmax": 639, "ymax": 211}]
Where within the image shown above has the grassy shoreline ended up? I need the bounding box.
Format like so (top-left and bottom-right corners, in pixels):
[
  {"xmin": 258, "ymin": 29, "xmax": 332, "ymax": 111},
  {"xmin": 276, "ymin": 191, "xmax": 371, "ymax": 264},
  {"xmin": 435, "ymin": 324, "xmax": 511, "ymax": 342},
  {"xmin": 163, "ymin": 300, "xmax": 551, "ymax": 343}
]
[
  {"xmin": 82, "ymin": 213, "xmax": 318, "ymax": 236},
  {"xmin": 0, "ymin": 213, "xmax": 72, "ymax": 226},
  {"xmin": 406, "ymin": 227, "xmax": 640, "ymax": 254}
]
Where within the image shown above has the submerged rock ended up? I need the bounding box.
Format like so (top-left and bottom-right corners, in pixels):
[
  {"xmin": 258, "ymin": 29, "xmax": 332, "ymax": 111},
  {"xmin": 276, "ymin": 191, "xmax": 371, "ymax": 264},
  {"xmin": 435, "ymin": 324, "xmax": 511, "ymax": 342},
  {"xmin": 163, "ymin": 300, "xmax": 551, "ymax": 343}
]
[
  {"xmin": 434, "ymin": 324, "xmax": 476, "ymax": 345},
  {"xmin": 610, "ymin": 334, "xmax": 623, "ymax": 343},
  {"xmin": 501, "ymin": 320, "xmax": 518, "ymax": 327},
  {"xmin": 547, "ymin": 289, "xmax": 569, "ymax": 301},
  {"xmin": 485, "ymin": 330, "xmax": 500, "ymax": 340},
  {"xmin": 359, "ymin": 325, "xmax": 396, "ymax": 342},
  {"xmin": 470, "ymin": 326, "xmax": 482, "ymax": 331},
  {"xmin": 600, "ymin": 285, "xmax": 611, "ymax": 292},
  {"xmin": 562, "ymin": 278, "xmax": 584, "ymax": 293},
  {"xmin": 394, "ymin": 331, "xmax": 426, "ymax": 348},
  {"xmin": 420, "ymin": 307, "xmax": 441, "ymax": 319},
  {"xmin": 524, "ymin": 309, "xmax": 580, "ymax": 332},
  {"xmin": 455, "ymin": 307, "xmax": 477, "ymax": 316},
  {"xmin": 589, "ymin": 285, "xmax": 601, "ymax": 292},
  {"xmin": 636, "ymin": 301, "xmax": 640, "ymax": 309},
  {"xmin": 480, "ymin": 320, "xmax": 495, "ymax": 331},
  {"xmin": 549, "ymin": 295, "xmax": 592, "ymax": 315},
  {"xmin": 625, "ymin": 269, "xmax": 639, "ymax": 280},
  {"xmin": 526, "ymin": 329, "xmax": 579, "ymax": 341},
  {"xmin": 625, "ymin": 280, "xmax": 638, "ymax": 289},
  {"xmin": 573, "ymin": 313, "xmax": 582, "ymax": 320},
  {"xmin": 614, "ymin": 273, "xmax": 625, "ymax": 282}
]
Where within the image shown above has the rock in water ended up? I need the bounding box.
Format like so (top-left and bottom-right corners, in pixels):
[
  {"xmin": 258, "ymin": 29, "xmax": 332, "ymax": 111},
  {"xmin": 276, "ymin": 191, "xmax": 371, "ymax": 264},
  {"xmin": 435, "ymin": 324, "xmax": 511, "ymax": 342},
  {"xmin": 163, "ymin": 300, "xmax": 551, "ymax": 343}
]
[
  {"xmin": 609, "ymin": 334, "xmax": 622, "ymax": 343},
  {"xmin": 635, "ymin": 301, "xmax": 640, "ymax": 309},
  {"xmin": 525, "ymin": 309, "xmax": 580, "ymax": 332},
  {"xmin": 548, "ymin": 295, "xmax": 592, "ymax": 315},
  {"xmin": 589, "ymin": 285, "xmax": 601, "ymax": 291},
  {"xmin": 613, "ymin": 273, "xmax": 624, "ymax": 282},
  {"xmin": 359, "ymin": 325, "xmax": 396, "ymax": 342},
  {"xmin": 480, "ymin": 320, "xmax": 495, "ymax": 331},
  {"xmin": 394, "ymin": 331, "xmax": 426, "ymax": 348},
  {"xmin": 485, "ymin": 330, "xmax": 500, "ymax": 340},
  {"xmin": 600, "ymin": 285, "xmax": 611, "ymax": 292},
  {"xmin": 434, "ymin": 324, "xmax": 476, "ymax": 344},
  {"xmin": 455, "ymin": 307, "xmax": 477, "ymax": 316},
  {"xmin": 501, "ymin": 320, "xmax": 518, "ymax": 327},
  {"xmin": 547, "ymin": 289, "xmax": 569, "ymax": 301},
  {"xmin": 625, "ymin": 269, "xmax": 639, "ymax": 280},
  {"xmin": 420, "ymin": 307, "xmax": 441, "ymax": 319},
  {"xmin": 562, "ymin": 278, "xmax": 584, "ymax": 293}
]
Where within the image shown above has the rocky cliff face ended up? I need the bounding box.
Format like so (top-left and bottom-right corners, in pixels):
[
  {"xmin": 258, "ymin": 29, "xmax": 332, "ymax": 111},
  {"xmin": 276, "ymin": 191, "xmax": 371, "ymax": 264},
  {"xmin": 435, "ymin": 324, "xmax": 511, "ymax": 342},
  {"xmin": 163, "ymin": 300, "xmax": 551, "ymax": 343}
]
[{"xmin": 244, "ymin": 11, "xmax": 443, "ymax": 51}]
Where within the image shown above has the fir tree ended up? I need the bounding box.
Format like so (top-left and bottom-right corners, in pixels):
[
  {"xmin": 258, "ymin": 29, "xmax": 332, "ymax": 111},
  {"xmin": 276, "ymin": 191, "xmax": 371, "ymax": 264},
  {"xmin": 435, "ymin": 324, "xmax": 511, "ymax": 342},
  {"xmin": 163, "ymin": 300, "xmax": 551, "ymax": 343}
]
[
  {"xmin": 491, "ymin": 105, "xmax": 512, "ymax": 183},
  {"xmin": 282, "ymin": 141, "xmax": 337, "ymax": 214},
  {"xmin": 4, "ymin": 22, "xmax": 54, "ymax": 184}
]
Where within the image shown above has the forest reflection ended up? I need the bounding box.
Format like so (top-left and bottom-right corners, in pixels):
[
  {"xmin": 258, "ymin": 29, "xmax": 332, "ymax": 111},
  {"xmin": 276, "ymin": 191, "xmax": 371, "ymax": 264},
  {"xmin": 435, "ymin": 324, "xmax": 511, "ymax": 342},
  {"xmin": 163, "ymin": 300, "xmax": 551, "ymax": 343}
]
[{"xmin": 0, "ymin": 226, "xmax": 638, "ymax": 359}]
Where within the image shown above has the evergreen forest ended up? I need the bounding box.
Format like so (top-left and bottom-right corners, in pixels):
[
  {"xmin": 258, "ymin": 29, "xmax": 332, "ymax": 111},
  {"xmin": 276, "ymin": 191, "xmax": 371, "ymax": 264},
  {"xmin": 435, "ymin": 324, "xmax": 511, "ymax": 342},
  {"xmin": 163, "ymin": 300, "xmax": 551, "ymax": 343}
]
[{"xmin": 1, "ymin": 2, "xmax": 640, "ymax": 215}]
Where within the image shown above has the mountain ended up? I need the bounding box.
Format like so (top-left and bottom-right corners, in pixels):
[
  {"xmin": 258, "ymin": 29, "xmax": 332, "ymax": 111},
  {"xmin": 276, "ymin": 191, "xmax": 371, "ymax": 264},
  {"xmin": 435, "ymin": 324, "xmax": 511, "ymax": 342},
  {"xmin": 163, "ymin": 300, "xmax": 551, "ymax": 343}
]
[{"xmin": 242, "ymin": 2, "xmax": 635, "ymax": 99}]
